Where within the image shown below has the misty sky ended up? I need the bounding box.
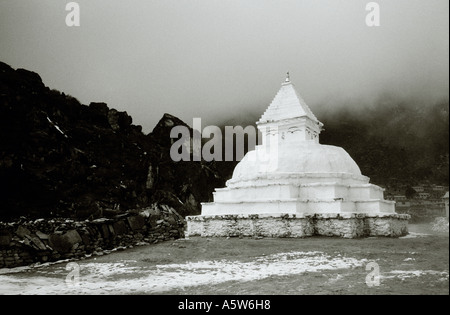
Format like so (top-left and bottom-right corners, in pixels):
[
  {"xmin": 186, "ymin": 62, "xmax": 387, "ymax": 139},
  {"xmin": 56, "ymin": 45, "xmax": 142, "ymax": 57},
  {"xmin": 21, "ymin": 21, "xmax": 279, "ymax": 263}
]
[{"xmin": 0, "ymin": 0, "xmax": 448, "ymax": 133}]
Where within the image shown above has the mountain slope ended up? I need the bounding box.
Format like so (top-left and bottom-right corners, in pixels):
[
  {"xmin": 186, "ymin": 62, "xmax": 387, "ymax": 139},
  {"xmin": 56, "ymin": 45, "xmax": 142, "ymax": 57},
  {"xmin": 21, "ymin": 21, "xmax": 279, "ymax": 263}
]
[
  {"xmin": 0, "ymin": 62, "xmax": 224, "ymax": 220},
  {"xmin": 319, "ymin": 98, "xmax": 449, "ymax": 185}
]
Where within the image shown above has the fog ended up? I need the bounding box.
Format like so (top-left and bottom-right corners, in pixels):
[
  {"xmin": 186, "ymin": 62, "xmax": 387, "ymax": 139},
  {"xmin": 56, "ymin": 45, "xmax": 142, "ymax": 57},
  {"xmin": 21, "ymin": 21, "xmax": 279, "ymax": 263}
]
[{"xmin": 0, "ymin": 0, "xmax": 448, "ymax": 132}]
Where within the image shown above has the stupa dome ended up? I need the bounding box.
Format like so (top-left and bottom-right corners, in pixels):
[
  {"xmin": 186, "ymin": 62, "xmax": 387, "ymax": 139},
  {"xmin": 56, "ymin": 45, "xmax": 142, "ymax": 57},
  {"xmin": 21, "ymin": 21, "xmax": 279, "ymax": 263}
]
[{"xmin": 231, "ymin": 142, "xmax": 362, "ymax": 181}]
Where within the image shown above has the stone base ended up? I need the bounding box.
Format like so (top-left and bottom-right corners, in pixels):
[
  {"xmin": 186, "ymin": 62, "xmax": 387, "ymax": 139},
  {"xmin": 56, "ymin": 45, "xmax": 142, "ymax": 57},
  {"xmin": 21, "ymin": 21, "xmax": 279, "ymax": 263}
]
[{"xmin": 186, "ymin": 213, "xmax": 410, "ymax": 238}]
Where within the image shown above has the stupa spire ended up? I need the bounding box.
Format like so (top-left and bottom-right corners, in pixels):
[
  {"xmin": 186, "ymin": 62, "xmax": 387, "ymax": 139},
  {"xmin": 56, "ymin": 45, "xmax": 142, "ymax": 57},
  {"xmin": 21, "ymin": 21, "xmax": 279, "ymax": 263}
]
[
  {"xmin": 258, "ymin": 73, "xmax": 322, "ymax": 129},
  {"xmin": 285, "ymin": 71, "xmax": 290, "ymax": 83}
]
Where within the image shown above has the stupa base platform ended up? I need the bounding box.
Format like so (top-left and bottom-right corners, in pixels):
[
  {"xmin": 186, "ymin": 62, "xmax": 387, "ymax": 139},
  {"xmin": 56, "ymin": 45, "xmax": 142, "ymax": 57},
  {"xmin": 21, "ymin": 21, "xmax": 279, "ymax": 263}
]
[{"xmin": 186, "ymin": 213, "xmax": 410, "ymax": 238}]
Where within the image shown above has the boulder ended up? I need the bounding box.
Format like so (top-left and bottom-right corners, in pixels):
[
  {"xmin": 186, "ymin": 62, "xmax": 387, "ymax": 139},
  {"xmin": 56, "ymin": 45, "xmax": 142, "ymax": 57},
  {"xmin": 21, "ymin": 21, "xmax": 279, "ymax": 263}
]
[
  {"xmin": 107, "ymin": 224, "xmax": 115, "ymax": 237},
  {"xmin": 0, "ymin": 230, "xmax": 11, "ymax": 246},
  {"xmin": 127, "ymin": 215, "xmax": 145, "ymax": 230},
  {"xmin": 35, "ymin": 230, "xmax": 49, "ymax": 240},
  {"xmin": 16, "ymin": 226, "xmax": 31, "ymax": 238},
  {"xmin": 167, "ymin": 216, "xmax": 177, "ymax": 225},
  {"xmin": 80, "ymin": 232, "xmax": 91, "ymax": 246},
  {"xmin": 99, "ymin": 224, "xmax": 110, "ymax": 239},
  {"xmin": 65, "ymin": 230, "xmax": 82, "ymax": 244},
  {"xmin": 48, "ymin": 229, "xmax": 82, "ymax": 253},
  {"xmin": 25, "ymin": 234, "xmax": 47, "ymax": 251},
  {"xmin": 107, "ymin": 109, "xmax": 121, "ymax": 131},
  {"xmin": 113, "ymin": 220, "xmax": 128, "ymax": 235}
]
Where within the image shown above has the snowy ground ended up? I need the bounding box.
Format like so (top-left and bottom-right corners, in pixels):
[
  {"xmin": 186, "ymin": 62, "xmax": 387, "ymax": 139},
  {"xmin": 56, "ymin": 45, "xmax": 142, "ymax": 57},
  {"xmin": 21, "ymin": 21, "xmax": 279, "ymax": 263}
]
[
  {"xmin": 0, "ymin": 224, "xmax": 448, "ymax": 295},
  {"xmin": 0, "ymin": 251, "xmax": 369, "ymax": 294}
]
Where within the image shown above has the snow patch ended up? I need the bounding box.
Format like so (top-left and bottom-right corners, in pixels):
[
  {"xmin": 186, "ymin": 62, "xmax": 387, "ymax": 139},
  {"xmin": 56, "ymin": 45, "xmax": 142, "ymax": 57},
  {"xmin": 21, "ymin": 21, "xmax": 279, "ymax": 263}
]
[
  {"xmin": 0, "ymin": 251, "xmax": 366, "ymax": 295},
  {"xmin": 46, "ymin": 116, "xmax": 68, "ymax": 138},
  {"xmin": 399, "ymin": 232, "xmax": 430, "ymax": 239},
  {"xmin": 383, "ymin": 270, "xmax": 449, "ymax": 280}
]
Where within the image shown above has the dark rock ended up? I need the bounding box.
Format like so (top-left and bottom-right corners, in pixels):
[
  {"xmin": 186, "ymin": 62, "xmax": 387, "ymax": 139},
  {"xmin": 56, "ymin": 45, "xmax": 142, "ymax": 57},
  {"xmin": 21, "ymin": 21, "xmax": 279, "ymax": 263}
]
[
  {"xmin": 0, "ymin": 230, "xmax": 11, "ymax": 246},
  {"xmin": 25, "ymin": 234, "xmax": 47, "ymax": 251},
  {"xmin": 167, "ymin": 216, "xmax": 177, "ymax": 225},
  {"xmin": 65, "ymin": 230, "xmax": 82, "ymax": 244},
  {"xmin": 16, "ymin": 226, "xmax": 31, "ymax": 238},
  {"xmin": 15, "ymin": 68, "xmax": 44, "ymax": 88},
  {"xmin": 80, "ymin": 232, "xmax": 91, "ymax": 246},
  {"xmin": 48, "ymin": 234, "xmax": 70, "ymax": 253},
  {"xmin": 127, "ymin": 215, "xmax": 145, "ymax": 230},
  {"xmin": 113, "ymin": 220, "xmax": 128, "ymax": 235},
  {"xmin": 48, "ymin": 229, "xmax": 82, "ymax": 253},
  {"xmin": 35, "ymin": 230, "xmax": 49, "ymax": 240},
  {"xmin": 107, "ymin": 109, "xmax": 121, "ymax": 131},
  {"xmin": 107, "ymin": 224, "xmax": 115, "ymax": 236},
  {"xmin": 99, "ymin": 224, "xmax": 110, "ymax": 239},
  {"xmin": 0, "ymin": 61, "xmax": 13, "ymax": 72}
]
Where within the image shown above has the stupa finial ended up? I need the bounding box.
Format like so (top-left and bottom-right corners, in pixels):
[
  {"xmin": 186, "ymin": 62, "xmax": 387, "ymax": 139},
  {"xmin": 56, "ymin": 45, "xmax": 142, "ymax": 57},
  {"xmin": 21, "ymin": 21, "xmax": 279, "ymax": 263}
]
[{"xmin": 285, "ymin": 71, "xmax": 290, "ymax": 83}]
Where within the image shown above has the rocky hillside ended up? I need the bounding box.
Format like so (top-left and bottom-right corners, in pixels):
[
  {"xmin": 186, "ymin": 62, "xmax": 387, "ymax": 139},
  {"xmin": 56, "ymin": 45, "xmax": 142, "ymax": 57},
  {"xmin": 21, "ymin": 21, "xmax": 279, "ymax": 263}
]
[
  {"xmin": 319, "ymin": 98, "xmax": 449, "ymax": 186},
  {"xmin": 0, "ymin": 62, "xmax": 224, "ymax": 221}
]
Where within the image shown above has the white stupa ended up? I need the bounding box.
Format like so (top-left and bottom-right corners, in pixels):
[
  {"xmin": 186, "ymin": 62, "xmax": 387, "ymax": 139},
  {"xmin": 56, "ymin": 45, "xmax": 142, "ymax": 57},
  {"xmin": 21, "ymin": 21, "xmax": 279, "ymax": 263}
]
[{"xmin": 187, "ymin": 74, "xmax": 409, "ymax": 238}]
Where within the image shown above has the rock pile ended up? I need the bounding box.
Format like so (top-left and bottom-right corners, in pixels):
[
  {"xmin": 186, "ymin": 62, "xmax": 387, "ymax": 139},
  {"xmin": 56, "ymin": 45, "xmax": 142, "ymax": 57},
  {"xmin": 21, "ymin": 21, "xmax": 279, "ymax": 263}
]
[
  {"xmin": 431, "ymin": 217, "xmax": 449, "ymax": 233},
  {"xmin": 0, "ymin": 204, "xmax": 185, "ymax": 268}
]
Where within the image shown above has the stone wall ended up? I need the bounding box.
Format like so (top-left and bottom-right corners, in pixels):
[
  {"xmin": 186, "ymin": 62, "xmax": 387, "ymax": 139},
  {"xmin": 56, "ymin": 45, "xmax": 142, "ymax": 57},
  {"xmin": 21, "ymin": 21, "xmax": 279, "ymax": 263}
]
[
  {"xmin": 186, "ymin": 213, "xmax": 410, "ymax": 238},
  {"xmin": 0, "ymin": 204, "xmax": 185, "ymax": 269}
]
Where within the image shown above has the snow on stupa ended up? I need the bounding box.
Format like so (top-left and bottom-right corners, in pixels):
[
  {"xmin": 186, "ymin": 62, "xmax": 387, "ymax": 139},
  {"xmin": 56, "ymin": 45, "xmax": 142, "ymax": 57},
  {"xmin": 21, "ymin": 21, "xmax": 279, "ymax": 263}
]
[{"xmin": 186, "ymin": 74, "xmax": 409, "ymax": 238}]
